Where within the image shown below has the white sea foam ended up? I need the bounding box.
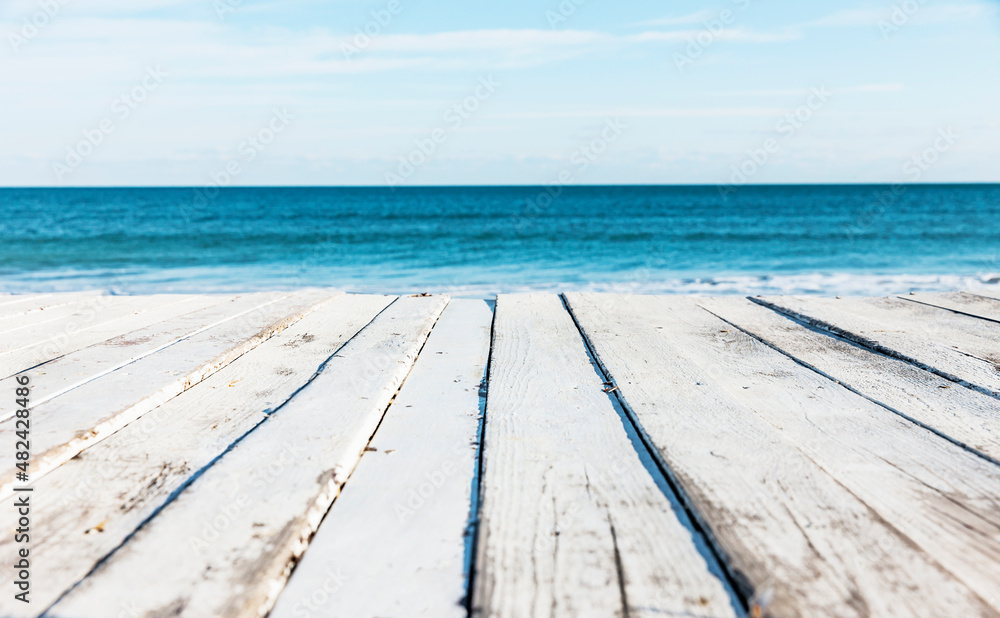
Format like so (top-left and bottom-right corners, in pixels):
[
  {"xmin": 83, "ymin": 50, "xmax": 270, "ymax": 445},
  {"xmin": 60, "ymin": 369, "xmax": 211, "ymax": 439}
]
[
  {"xmin": 4, "ymin": 269, "xmax": 1000, "ymax": 299},
  {"xmin": 354, "ymin": 272, "xmax": 1000, "ymax": 298}
]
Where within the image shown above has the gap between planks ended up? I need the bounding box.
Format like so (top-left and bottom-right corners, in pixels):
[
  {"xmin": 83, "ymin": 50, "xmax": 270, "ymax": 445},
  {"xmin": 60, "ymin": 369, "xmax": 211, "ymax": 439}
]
[
  {"xmin": 0, "ymin": 294, "xmax": 395, "ymax": 617},
  {"xmin": 270, "ymin": 298, "xmax": 492, "ymax": 618},
  {"xmin": 46, "ymin": 295, "xmax": 449, "ymax": 617},
  {"xmin": 752, "ymin": 295, "xmax": 1000, "ymax": 398},
  {"xmin": 564, "ymin": 293, "xmax": 1000, "ymax": 617},
  {"xmin": 0, "ymin": 290, "xmax": 340, "ymax": 499},
  {"xmin": 699, "ymin": 297, "xmax": 1000, "ymax": 467},
  {"xmin": 472, "ymin": 293, "xmax": 740, "ymax": 618}
]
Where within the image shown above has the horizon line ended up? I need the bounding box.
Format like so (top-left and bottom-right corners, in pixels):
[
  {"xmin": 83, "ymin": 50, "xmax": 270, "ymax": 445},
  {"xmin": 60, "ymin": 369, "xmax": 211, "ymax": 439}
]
[{"xmin": 2, "ymin": 181, "xmax": 1000, "ymax": 190}]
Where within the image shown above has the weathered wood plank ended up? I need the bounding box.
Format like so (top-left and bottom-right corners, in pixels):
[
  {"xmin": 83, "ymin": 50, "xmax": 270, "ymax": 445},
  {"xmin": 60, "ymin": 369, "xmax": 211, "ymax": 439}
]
[
  {"xmin": 700, "ymin": 297, "xmax": 1000, "ymax": 463},
  {"xmin": 47, "ymin": 295, "xmax": 449, "ymax": 618},
  {"xmin": 0, "ymin": 292, "xmax": 301, "ymax": 417},
  {"xmin": 0, "ymin": 294, "xmax": 230, "ymax": 379},
  {"xmin": 0, "ymin": 295, "xmax": 204, "ymax": 353},
  {"xmin": 837, "ymin": 296, "xmax": 1000, "ymax": 363},
  {"xmin": 971, "ymin": 289, "xmax": 1000, "ymax": 302},
  {"xmin": 0, "ymin": 294, "xmax": 393, "ymax": 617},
  {"xmin": 0, "ymin": 290, "xmax": 340, "ymax": 499},
  {"xmin": 473, "ymin": 294, "xmax": 738, "ymax": 618},
  {"xmin": 0, "ymin": 292, "xmax": 98, "ymax": 319},
  {"xmin": 0, "ymin": 294, "xmax": 119, "ymax": 335},
  {"xmin": 565, "ymin": 292, "xmax": 1000, "ymax": 617},
  {"xmin": 903, "ymin": 291, "xmax": 1000, "ymax": 323},
  {"xmin": 757, "ymin": 295, "xmax": 1000, "ymax": 396},
  {"xmin": 270, "ymin": 298, "xmax": 492, "ymax": 618}
]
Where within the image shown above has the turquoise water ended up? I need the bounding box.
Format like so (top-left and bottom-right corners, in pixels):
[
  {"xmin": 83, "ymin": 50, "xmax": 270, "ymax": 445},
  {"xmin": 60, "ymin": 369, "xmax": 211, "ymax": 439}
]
[{"xmin": 1, "ymin": 185, "xmax": 998, "ymax": 295}]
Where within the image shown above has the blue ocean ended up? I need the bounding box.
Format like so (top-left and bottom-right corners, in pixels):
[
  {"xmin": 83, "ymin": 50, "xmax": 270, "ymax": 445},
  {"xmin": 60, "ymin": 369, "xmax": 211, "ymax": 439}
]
[{"xmin": 1, "ymin": 185, "xmax": 998, "ymax": 296}]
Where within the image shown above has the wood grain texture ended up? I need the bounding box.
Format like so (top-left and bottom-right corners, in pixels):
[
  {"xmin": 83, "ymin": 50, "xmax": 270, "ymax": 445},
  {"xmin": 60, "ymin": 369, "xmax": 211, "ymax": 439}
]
[
  {"xmin": 565, "ymin": 292, "xmax": 1000, "ymax": 618},
  {"xmin": 271, "ymin": 298, "xmax": 492, "ymax": 618},
  {"xmin": 700, "ymin": 296, "xmax": 1000, "ymax": 463},
  {"xmin": 838, "ymin": 296, "xmax": 1000, "ymax": 363},
  {"xmin": 0, "ymin": 293, "xmax": 282, "ymax": 421},
  {"xmin": 472, "ymin": 294, "xmax": 738, "ymax": 618},
  {"xmin": 0, "ymin": 295, "xmax": 212, "ymax": 358},
  {"xmin": 757, "ymin": 295, "xmax": 1000, "ymax": 395},
  {"xmin": 971, "ymin": 289, "xmax": 1000, "ymax": 302},
  {"xmin": 903, "ymin": 291, "xmax": 1000, "ymax": 323},
  {"xmin": 0, "ymin": 294, "xmax": 230, "ymax": 379},
  {"xmin": 0, "ymin": 290, "xmax": 340, "ymax": 499},
  {"xmin": 0, "ymin": 292, "xmax": 99, "ymax": 319},
  {"xmin": 0, "ymin": 294, "xmax": 131, "ymax": 339},
  {"xmin": 0, "ymin": 294, "xmax": 393, "ymax": 617},
  {"xmin": 47, "ymin": 295, "xmax": 448, "ymax": 618}
]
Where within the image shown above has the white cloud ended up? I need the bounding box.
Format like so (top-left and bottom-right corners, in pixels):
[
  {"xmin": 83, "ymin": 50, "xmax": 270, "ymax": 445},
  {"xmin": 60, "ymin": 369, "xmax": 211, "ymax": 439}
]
[
  {"xmin": 0, "ymin": 17, "xmax": 799, "ymax": 81},
  {"xmin": 628, "ymin": 26, "xmax": 800, "ymax": 44},
  {"xmin": 717, "ymin": 83, "xmax": 904, "ymax": 97},
  {"xmin": 842, "ymin": 83, "xmax": 905, "ymax": 93},
  {"xmin": 799, "ymin": 8, "xmax": 885, "ymax": 28},
  {"xmin": 2, "ymin": 3, "xmax": 996, "ymax": 186},
  {"xmin": 632, "ymin": 10, "xmax": 717, "ymax": 27},
  {"xmin": 370, "ymin": 28, "xmax": 612, "ymax": 52},
  {"xmin": 0, "ymin": 0, "xmax": 205, "ymax": 19},
  {"xmin": 491, "ymin": 108, "xmax": 786, "ymax": 120},
  {"xmin": 800, "ymin": 2, "xmax": 998, "ymax": 29}
]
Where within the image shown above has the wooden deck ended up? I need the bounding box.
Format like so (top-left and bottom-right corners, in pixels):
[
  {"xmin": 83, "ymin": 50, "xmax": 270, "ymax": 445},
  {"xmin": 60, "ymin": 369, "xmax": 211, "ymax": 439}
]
[{"xmin": 3, "ymin": 290, "xmax": 1000, "ymax": 617}]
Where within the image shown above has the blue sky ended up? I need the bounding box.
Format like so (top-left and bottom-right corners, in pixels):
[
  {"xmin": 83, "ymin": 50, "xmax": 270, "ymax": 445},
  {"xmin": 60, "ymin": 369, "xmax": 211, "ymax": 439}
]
[{"xmin": 1, "ymin": 0, "xmax": 998, "ymax": 186}]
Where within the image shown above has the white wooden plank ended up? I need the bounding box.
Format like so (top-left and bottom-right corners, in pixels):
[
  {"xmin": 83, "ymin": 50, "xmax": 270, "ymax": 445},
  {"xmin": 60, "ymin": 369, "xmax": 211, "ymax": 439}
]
[
  {"xmin": 0, "ymin": 290, "xmax": 340, "ymax": 499},
  {"xmin": 473, "ymin": 294, "xmax": 738, "ymax": 618},
  {"xmin": 270, "ymin": 298, "xmax": 492, "ymax": 618},
  {"xmin": 565, "ymin": 292, "xmax": 1000, "ymax": 617},
  {"xmin": 0, "ymin": 295, "xmax": 255, "ymax": 421},
  {"xmin": 0, "ymin": 295, "xmax": 137, "ymax": 336},
  {"xmin": 0, "ymin": 295, "xmax": 201, "ymax": 352},
  {"xmin": 0, "ymin": 294, "xmax": 231, "ymax": 379},
  {"xmin": 0, "ymin": 292, "xmax": 301, "ymax": 418},
  {"xmin": 757, "ymin": 295, "xmax": 1000, "ymax": 396},
  {"xmin": 903, "ymin": 291, "xmax": 1000, "ymax": 323},
  {"xmin": 0, "ymin": 292, "xmax": 103, "ymax": 322},
  {"xmin": 832, "ymin": 296, "xmax": 1000, "ymax": 364},
  {"xmin": 0, "ymin": 293, "xmax": 53, "ymax": 309},
  {"xmin": 0, "ymin": 293, "xmax": 98, "ymax": 318},
  {"xmin": 700, "ymin": 297, "xmax": 1000, "ymax": 464},
  {"xmin": 970, "ymin": 289, "xmax": 1000, "ymax": 302},
  {"xmin": 48, "ymin": 295, "xmax": 449, "ymax": 618},
  {"xmin": 0, "ymin": 294, "xmax": 394, "ymax": 617}
]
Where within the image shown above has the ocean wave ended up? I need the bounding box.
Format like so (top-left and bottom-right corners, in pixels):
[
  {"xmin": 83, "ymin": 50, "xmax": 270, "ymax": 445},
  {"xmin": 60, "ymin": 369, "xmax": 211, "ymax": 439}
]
[
  {"xmin": 340, "ymin": 273, "xmax": 1000, "ymax": 298},
  {"xmin": 3, "ymin": 268, "xmax": 1000, "ymax": 299}
]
